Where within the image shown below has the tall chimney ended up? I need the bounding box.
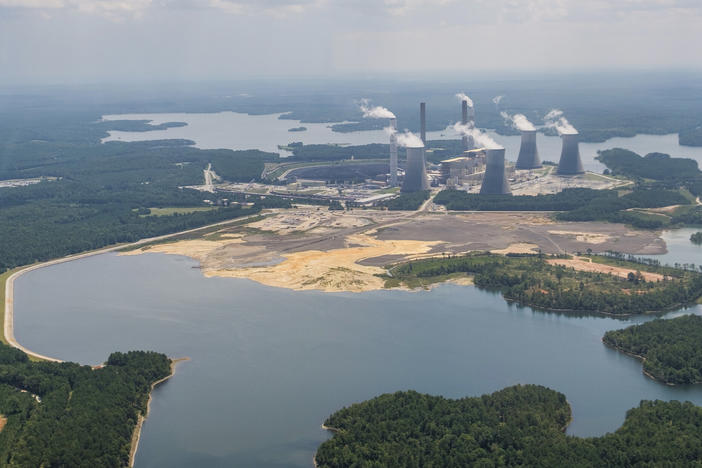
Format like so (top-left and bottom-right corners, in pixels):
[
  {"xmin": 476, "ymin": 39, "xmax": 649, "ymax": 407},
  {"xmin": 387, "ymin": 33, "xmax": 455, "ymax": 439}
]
[
  {"xmin": 420, "ymin": 102, "xmax": 426, "ymax": 144},
  {"xmin": 389, "ymin": 118, "xmax": 398, "ymax": 186},
  {"xmin": 480, "ymin": 148, "xmax": 511, "ymax": 195},
  {"xmin": 401, "ymin": 146, "xmax": 429, "ymax": 193},
  {"xmin": 515, "ymin": 130, "xmax": 542, "ymax": 170},
  {"xmin": 556, "ymin": 133, "xmax": 584, "ymax": 175},
  {"xmin": 461, "ymin": 100, "xmax": 469, "ymax": 151}
]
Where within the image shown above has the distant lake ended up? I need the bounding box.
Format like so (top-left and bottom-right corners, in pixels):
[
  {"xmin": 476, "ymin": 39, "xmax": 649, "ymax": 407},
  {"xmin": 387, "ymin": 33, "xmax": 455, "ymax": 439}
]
[
  {"xmin": 12, "ymin": 252, "xmax": 702, "ymax": 468},
  {"xmin": 102, "ymin": 111, "xmax": 702, "ymax": 173}
]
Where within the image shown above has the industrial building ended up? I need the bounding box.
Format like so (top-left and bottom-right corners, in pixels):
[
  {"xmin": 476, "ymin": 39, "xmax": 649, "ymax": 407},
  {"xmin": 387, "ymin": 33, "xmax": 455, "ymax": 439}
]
[
  {"xmin": 556, "ymin": 133, "xmax": 584, "ymax": 175},
  {"xmin": 439, "ymin": 149, "xmax": 486, "ymax": 186},
  {"xmin": 480, "ymin": 148, "xmax": 511, "ymax": 195},
  {"xmin": 515, "ymin": 129, "xmax": 542, "ymax": 169}
]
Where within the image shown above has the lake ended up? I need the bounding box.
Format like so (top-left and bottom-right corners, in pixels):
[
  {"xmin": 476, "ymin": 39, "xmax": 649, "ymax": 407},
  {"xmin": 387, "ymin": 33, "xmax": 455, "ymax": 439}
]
[
  {"xmin": 12, "ymin": 251, "xmax": 702, "ymax": 467},
  {"xmin": 102, "ymin": 111, "xmax": 702, "ymax": 173}
]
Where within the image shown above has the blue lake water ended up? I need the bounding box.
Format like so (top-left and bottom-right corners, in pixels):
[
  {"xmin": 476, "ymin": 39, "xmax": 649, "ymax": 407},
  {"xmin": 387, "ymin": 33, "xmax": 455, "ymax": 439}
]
[
  {"xmin": 12, "ymin": 244, "xmax": 702, "ymax": 467},
  {"xmin": 102, "ymin": 112, "xmax": 702, "ymax": 173}
]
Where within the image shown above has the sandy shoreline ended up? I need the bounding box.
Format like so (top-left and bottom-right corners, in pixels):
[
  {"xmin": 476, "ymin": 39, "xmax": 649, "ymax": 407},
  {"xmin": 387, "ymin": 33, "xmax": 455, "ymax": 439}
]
[{"xmin": 129, "ymin": 357, "xmax": 189, "ymax": 467}]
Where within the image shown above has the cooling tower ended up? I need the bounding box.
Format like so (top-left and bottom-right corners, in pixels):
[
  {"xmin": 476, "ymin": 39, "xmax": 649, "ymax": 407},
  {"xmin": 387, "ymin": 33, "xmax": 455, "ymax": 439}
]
[
  {"xmin": 401, "ymin": 146, "xmax": 429, "ymax": 193},
  {"xmin": 389, "ymin": 118, "xmax": 398, "ymax": 186},
  {"xmin": 515, "ymin": 130, "xmax": 542, "ymax": 169},
  {"xmin": 480, "ymin": 148, "xmax": 511, "ymax": 195},
  {"xmin": 420, "ymin": 102, "xmax": 426, "ymax": 144},
  {"xmin": 556, "ymin": 133, "xmax": 584, "ymax": 175}
]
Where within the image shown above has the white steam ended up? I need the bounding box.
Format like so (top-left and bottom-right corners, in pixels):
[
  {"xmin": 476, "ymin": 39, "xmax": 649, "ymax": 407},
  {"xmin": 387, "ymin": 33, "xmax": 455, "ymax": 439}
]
[
  {"xmin": 492, "ymin": 95, "xmax": 504, "ymax": 107},
  {"xmin": 544, "ymin": 109, "xmax": 577, "ymax": 135},
  {"xmin": 359, "ymin": 98, "xmax": 395, "ymax": 119},
  {"xmin": 453, "ymin": 122, "xmax": 502, "ymax": 150},
  {"xmin": 500, "ymin": 111, "xmax": 536, "ymax": 132},
  {"xmin": 455, "ymin": 92, "xmax": 474, "ymax": 108},
  {"xmin": 384, "ymin": 126, "xmax": 424, "ymax": 148}
]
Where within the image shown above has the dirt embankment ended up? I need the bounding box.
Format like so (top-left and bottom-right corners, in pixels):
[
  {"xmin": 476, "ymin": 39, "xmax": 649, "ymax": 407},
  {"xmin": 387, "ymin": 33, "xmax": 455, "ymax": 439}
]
[{"xmin": 546, "ymin": 258, "xmax": 665, "ymax": 282}]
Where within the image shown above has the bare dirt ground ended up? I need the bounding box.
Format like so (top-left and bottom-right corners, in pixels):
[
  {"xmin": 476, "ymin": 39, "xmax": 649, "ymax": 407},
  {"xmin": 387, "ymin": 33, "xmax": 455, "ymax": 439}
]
[
  {"xmin": 122, "ymin": 208, "xmax": 665, "ymax": 292},
  {"xmin": 546, "ymin": 258, "xmax": 665, "ymax": 282}
]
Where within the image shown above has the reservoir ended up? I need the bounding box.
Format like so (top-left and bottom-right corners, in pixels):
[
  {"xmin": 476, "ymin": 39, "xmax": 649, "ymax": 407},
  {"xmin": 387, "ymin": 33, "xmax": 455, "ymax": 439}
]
[
  {"xmin": 12, "ymin": 252, "xmax": 702, "ymax": 467},
  {"xmin": 101, "ymin": 112, "xmax": 702, "ymax": 173}
]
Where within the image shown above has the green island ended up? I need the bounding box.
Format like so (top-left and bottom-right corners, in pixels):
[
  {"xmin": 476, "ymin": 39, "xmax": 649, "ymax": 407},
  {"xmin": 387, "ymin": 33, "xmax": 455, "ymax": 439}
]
[
  {"xmin": 0, "ymin": 343, "xmax": 171, "ymax": 467},
  {"xmin": 692, "ymin": 232, "xmax": 702, "ymax": 245},
  {"xmin": 315, "ymin": 384, "xmax": 702, "ymax": 467},
  {"xmin": 383, "ymin": 253, "xmax": 702, "ymax": 315},
  {"xmin": 288, "ymin": 126, "xmax": 307, "ymax": 132},
  {"xmin": 604, "ymin": 314, "xmax": 702, "ymax": 385}
]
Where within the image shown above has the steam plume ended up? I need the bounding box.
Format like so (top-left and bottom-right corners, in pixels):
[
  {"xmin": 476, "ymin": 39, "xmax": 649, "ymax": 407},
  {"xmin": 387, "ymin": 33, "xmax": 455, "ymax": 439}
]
[
  {"xmin": 500, "ymin": 111, "xmax": 536, "ymax": 132},
  {"xmin": 455, "ymin": 92, "xmax": 473, "ymax": 108},
  {"xmin": 492, "ymin": 95, "xmax": 504, "ymax": 107},
  {"xmin": 453, "ymin": 122, "xmax": 502, "ymax": 150},
  {"xmin": 544, "ymin": 109, "xmax": 577, "ymax": 135},
  {"xmin": 359, "ymin": 98, "xmax": 395, "ymax": 119}
]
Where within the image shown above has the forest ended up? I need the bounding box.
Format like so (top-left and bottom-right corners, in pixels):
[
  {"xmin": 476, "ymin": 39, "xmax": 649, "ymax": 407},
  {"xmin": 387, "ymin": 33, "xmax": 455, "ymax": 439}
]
[
  {"xmin": 316, "ymin": 384, "xmax": 702, "ymax": 467},
  {"xmin": 383, "ymin": 253, "xmax": 702, "ymax": 315},
  {"xmin": 434, "ymin": 187, "xmax": 692, "ymax": 229},
  {"xmin": 0, "ymin": 344, "xmax": 171, "ymax": 467},
  {"xmin": 596, "ymin": 148, "xmax": 701, "ymax": 180},
  {"xmin": 380, "ymin": 191, "xmax": 430, "ymax": 211},
  {"xmin": 603, "ymin": 315, "xmax": 702, "ymax": 385}
]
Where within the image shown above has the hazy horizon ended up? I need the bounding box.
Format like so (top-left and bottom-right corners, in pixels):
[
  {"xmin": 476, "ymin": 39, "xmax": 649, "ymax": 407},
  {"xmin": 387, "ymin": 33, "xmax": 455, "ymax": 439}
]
[{"xmin": 2, "ymin": 0, "xmax": 702, "ymax": 86}]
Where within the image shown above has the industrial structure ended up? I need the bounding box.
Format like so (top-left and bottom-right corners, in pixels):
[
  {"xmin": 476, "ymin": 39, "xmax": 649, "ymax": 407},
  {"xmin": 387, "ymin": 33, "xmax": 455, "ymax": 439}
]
[
  {"xmin": 480, "ymin": 148, "xmax": 511, "ymax": 195},
  {"xmin": 420, "ymin": 102, "xmax": 426, "ymax": 144},
  {"xmin": 439, "ymin": 150, "xmax": 486, "ymax": 186},
  {"xmin": 389, "ymin": 117, "xmax": 399, "ymax": 186},
  {"xmin": 460, "ymin": 100, "xmax": 475, "ymax": 151},
  {"xmin": 556, "ymin": 133, "xmax": 584, "ymax": 175},
  {"xmin": 515, "ymin": 129, "xmax": 542, "ymax": 169},
  {"xmin": 402, "ymin": 146, "xmax": 429, "ymax": 192}
]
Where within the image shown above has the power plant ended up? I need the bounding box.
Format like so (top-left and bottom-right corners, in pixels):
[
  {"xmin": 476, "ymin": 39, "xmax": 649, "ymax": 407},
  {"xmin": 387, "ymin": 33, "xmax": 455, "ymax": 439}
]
[
  {"xmin": 420, "ymin": 102, "xmax": 426, "ymax": 144},
  {"xmin": 515, "ymin": 129, "xmax": 542, "ymax": 169},
  {"xmin": 402, "ymin": 146, "xmax": 429, "ymax": 193},
  {"xmin": 556, "ymin": 133, "xmax": 584, "ymax": 175},
  {"xmin": 389, "ymin": 118, "xmax": 398, "ymax": 186},
  {"xmin": 480, "ymin": 148, "xmax": 511, "ymax": 195}
]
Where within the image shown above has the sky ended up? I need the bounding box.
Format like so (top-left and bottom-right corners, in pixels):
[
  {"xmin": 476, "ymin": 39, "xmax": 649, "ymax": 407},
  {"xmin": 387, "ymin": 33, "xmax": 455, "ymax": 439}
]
[{"xmin": 1, "ymin": 0, "xmax": 701, "ymax": 85}]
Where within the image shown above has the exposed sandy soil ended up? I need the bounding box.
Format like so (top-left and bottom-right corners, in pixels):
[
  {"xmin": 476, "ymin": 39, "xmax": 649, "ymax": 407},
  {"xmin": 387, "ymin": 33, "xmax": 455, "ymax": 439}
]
[
  {"xmin": 122, "ymin": 208, "xmax": 667, "ymax": 293},
  {"xmin": 546, "ymin": 258, "xmax": 665, "ymax": 282},
  {"xmin": 0, "ymin": 416, "xmax": 6, "ymax": 433}
]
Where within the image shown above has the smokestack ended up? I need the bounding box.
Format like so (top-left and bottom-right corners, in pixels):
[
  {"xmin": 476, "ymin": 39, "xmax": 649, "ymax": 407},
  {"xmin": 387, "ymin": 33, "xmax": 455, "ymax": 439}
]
[
  {"xmin": 556, "ymin": 133, "xmax": 584, "ymax": 175},
  {"xmin": 401, "ymin": 146, "xmax": 429, "ymax": 193},
  {"xmin": 461, "ymin": 100, "xmax": 469, "ymax": 151},
  {"xmin": 420, "ymin": 102, "xmax": 426, "ymax": 144},
  {"xmin": 480, "ymin": 148, "xmax": 511, "ymax": 195},
  {"xmin": 515, "ymin": 130, "xmax": 542, "ymax": 170},
  {"xmin": 389, "ymin": 118, "xmax": 398, "ymax": 186}
]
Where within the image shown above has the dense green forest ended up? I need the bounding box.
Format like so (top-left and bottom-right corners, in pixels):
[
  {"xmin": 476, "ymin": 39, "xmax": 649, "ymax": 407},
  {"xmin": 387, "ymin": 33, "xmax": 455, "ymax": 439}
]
[
  {"xmin": 0, "ymin": 343, "xmax": 171, "ymax": 467},
  {"xmin": 316, "ymin": 384, "xmax": 702, "ymax": 467},
  {"xmin": 434, "ymin": 187, "xmax": 691, "ymax": 228},
  {"xmin": 679, "ymin": 126, "xmax": 702, "ymax": 147},
  {"xmin": 380, "ymin": 191, "xmax": 430, "ymax": 210},
  {"xmin": 383, "ymin": 253, "xmax": 702, "ymax": 315},
  {"xmin": 604, "ymin": 315, "xmax": 702, "ymax": 385},
  {"xmin": 596, "ymin": 148, "xmax": 701, "ymax": 180},
  {"xmin": 692, "ymin": 232, "xmax": 702, "ymax": 245}
]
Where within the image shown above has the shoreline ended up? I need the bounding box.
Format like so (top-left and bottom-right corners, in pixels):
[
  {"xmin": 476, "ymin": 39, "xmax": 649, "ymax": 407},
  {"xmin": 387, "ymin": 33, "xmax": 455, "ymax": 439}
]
[
  {"xmin": 129, "ymin": 357, "xmax": 189, "ymax": 468},
  {"xmin": 601, "ymin": 339, "xmax": 683, "ymax": 386},
  {"xmin": 2, "ymin": 212, "xmax": 264, "ymax": 361}
]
